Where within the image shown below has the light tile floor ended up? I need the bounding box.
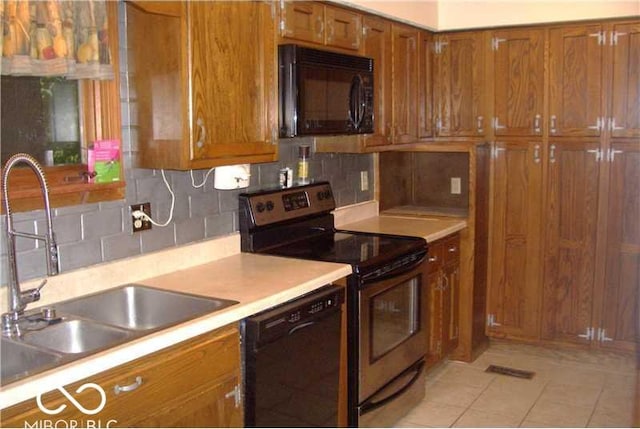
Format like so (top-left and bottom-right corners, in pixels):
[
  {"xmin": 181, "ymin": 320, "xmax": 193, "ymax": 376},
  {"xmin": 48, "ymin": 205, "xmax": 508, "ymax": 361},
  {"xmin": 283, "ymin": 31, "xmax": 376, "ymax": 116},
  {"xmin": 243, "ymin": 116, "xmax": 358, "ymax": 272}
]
[{"xmin": 397, "ymin": 342, "xmax": 637, "ymax": 428}]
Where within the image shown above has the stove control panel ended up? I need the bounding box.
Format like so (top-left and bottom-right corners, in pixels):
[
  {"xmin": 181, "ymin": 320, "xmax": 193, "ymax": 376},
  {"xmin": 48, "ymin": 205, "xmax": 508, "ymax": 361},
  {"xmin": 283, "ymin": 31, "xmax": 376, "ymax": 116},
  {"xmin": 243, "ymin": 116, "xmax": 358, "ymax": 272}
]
[{"xmin": 240, "ymin": 182, "xmax": 336, "ymax": 227}]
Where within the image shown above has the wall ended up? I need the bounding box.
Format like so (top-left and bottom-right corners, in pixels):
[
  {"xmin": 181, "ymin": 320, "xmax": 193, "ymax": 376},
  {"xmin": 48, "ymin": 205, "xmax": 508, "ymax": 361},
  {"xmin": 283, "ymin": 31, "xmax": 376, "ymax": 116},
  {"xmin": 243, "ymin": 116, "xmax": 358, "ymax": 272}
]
[
  {"xmin": 340, "ymin": 0, "xmax": 639, "ymax": 30},
  {"xmin": 0, "ymin": 3, "xmax": 373, "ymax": 287}
]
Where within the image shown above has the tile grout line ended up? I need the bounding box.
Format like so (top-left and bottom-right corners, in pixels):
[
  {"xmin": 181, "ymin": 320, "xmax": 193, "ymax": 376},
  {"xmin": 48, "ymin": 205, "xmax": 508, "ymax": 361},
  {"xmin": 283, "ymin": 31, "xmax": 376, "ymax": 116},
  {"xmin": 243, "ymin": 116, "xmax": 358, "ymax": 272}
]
[
  {"xmin": 448, "ymin": 369, "xmax": 498, "ymax": 427},
  {"xmin": 516, "ymin": 376, "xmax": 550, "ymax": 428},
  {"xmin": 584, "ymin": 383, "xmax": 606, "ymax": 428}
]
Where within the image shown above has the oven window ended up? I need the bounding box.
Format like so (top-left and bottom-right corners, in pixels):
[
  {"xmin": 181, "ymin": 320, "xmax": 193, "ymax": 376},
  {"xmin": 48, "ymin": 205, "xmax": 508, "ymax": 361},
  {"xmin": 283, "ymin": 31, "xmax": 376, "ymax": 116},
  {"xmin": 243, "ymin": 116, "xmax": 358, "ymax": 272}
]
[{"xmin": 370, "ymin": 276, "xmax": 420, "ymax": 361}]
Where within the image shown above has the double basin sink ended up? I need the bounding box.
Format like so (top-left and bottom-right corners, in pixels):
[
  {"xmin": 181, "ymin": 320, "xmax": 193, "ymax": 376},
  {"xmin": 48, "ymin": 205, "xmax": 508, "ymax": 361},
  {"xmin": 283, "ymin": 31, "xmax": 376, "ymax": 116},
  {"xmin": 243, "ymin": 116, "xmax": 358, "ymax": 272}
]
[{"xmin": 1, "ymin": 284, "xmax": 238, "ymax": 385}]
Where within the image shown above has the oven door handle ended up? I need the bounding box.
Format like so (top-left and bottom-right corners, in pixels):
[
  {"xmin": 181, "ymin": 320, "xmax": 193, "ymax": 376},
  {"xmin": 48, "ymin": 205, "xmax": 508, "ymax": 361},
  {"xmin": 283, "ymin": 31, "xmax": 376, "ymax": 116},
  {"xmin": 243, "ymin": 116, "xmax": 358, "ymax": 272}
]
[
  {"xmin": 359, "ymin": 360, "xmax": 425, "ymax": 415},
  {"xmin": 361, "ymin": 250, "xmax": 428, "ymax": 284}
]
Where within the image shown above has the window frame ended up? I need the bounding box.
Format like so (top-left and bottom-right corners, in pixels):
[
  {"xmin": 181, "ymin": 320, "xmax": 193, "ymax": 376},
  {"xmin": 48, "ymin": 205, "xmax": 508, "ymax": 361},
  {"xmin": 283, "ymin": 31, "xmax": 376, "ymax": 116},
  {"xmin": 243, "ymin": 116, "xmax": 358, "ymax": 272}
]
[{"xmin": 1, "ymin": 1, "xmax": 124, "ymax": 213}]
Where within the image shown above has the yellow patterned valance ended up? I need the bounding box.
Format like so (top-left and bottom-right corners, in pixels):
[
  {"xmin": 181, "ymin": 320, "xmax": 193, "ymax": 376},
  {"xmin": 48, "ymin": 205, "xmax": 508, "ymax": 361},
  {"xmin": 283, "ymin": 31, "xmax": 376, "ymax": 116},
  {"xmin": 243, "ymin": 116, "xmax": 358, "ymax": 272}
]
[{"xmin": 1, "ymin": 0, "xmax": 112, "ymax": 79}]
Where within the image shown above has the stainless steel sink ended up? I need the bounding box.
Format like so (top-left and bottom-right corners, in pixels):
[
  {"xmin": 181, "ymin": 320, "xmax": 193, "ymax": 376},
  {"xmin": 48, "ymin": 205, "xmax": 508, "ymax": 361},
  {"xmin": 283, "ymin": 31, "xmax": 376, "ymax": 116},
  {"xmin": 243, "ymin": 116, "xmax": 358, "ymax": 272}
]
[
  {"xmin": 21, "ymin": 318, "xmax": 133, "ymax": 354},
  {"xmin": 55, "ymin": 284, "xmax": 238, "ymax": 331},
  {"xmin": 1, "ymin": 284, "xmax": 238, "ymax": 385},
  {"xmin": 1, "ymin": 338, "xmax": 62, "ymax": 383}
]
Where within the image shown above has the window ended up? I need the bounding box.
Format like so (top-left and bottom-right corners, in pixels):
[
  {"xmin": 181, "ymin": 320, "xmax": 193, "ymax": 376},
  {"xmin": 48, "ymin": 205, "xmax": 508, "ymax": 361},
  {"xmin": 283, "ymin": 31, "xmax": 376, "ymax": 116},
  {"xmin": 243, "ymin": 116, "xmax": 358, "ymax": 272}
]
[{"xmin": 0, "ymin": 1, "xmax": 123, "ymax": 213}]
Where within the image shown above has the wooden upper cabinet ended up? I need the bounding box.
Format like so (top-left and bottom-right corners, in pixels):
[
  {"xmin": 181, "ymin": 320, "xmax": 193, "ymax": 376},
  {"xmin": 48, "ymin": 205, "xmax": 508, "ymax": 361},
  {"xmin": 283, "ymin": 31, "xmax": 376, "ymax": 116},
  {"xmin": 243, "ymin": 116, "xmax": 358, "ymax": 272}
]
[
  {"xmin": 362, "ymin": 16, "xmax": 392, "ymax": 147},
  {"xmin": 491, "ymin": 29, "xmax": 545, "ymax": 137},
  {"xmin": 609, "ymin": 22, "xmax": 640, "ymax": 138},
  {"xmin": 433, "ymin": 31, "xmax": 485, "ymax": 138},
  {"xmin": 280, "ymin": 2, "xmax": 362, "ymax": 51},
  {"xmin": 391, "ymin": 24, "xmax": 420, "ymax": 144},
  {"xmin": 600, "ymin": 142, "xmax": 640, "ymax": 352},
  {"xmin": 419, "ymin": 31, "xmax": 434, "ymax": 139},
  {"xmin": 127, "ymin": 1, "xmax": 277, "ymax": 170},
  {"xmin": 189, "ymin": 1, "xmax": 277, "ymax": 167},
  {"xmin": 487, "ymin": 140, "xmax": 543, "ymax": 340},
  {"xmin": 280, "ymin": 1, "xmax": 325, "ymax": 45},
  {"xmin": 541, "ymin": 140, "xmax": 601, "ymax": 345},
  {"xmin": 548, "ymin": 25, "xmax": 605, "ymax": 137}
]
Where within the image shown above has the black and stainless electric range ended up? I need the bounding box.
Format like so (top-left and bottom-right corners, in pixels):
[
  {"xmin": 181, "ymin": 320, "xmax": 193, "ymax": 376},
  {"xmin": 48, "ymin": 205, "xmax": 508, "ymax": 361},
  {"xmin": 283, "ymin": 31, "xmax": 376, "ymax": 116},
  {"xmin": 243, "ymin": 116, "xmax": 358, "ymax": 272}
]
[{"xmin": 239, "ymin": 182, "xmax": 429, "ymax": 428}]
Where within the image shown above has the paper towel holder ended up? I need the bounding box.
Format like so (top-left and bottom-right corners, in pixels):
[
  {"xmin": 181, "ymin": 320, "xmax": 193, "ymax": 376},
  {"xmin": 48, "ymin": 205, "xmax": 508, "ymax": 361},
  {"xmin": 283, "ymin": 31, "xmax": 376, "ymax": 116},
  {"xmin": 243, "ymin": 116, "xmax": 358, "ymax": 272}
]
[{"xmin": 214, "ymin": 164, "xmax": 251, "ymax": 190}]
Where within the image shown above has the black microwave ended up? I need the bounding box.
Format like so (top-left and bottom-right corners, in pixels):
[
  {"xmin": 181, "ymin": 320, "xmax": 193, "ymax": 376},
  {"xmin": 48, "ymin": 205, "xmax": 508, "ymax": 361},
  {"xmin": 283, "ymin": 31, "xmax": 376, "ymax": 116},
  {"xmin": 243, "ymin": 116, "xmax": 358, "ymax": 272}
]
[{"xmin": 279, "ymin": 44, "xmax": 374, "ymax": 138}]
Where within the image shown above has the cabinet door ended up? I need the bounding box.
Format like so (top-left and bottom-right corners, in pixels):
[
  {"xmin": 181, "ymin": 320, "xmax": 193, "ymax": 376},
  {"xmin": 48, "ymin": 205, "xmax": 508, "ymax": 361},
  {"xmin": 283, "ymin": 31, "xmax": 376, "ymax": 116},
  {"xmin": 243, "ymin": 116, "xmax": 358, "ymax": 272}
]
[
  {"xmin": 549, "ymin": 25, "xmax": 605, "ymax": 137},
  {"xmin": 442, "ymin": 235, "xmax": 460, "ymax": 355},
  {"xmin": 135, "ymin": 375, "xmax": 242, "ymax": 428},
  {"xmin": 419, "ymin": 31, "xmax": 434, "ymax": 139},
  {"xmin": 426, "ymin": 241, "xmax": 444, "ymax": 365},
  {"xmin": 492, "ymin": 29, "xmax": 545, "ymax": 137},
  {"xmin": 189, "ymin": 2, "xmax": 277, "ymax": 167},
  {"xmin": 487, "ymin": 141, "xmax": 543, "ymax": 339},
  {"xmin": 610, "ymin": 22, "xmax": 640, "ymax": 138},
  {"xmin": 541, "ymin": 141, "xmax": 601, "ymax": 344},
  {"xmin": 434, "ymin": 31, "xmax": 485, "ymax": 137},
  {"xmin": 363, "ymin": 16, "xmax": 392, "ymax": 147},
  {"xmin": 391, "ymin": 24, "xmax": 420, "ymax": 144},
  {"xmin": 600, "ymin": 143, "xmax": 640, "ymax": 351},
  {"xmin": 324, "ymin": 6, "xmax": 362, "ymax": 51},
  {"xmin": 280, "ymin": 1, "xmax": 324, "ymax": 44}
]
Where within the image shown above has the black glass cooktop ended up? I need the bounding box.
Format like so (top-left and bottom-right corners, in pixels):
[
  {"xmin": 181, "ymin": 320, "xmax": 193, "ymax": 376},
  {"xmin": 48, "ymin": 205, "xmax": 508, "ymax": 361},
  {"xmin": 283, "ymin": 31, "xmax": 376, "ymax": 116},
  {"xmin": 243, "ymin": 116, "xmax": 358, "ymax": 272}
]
[{"xmin": 260, "ymin": 230, "xmax": 426, "ymax": 271}]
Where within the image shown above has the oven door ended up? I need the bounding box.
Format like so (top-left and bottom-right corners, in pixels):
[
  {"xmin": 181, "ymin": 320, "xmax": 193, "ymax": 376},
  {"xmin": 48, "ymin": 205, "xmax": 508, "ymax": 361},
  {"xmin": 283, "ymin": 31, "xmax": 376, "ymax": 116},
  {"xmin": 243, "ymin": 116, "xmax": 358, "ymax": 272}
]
[{"xmin": 357, "ymin": 257, "xmax": 428, "ymax": 403}]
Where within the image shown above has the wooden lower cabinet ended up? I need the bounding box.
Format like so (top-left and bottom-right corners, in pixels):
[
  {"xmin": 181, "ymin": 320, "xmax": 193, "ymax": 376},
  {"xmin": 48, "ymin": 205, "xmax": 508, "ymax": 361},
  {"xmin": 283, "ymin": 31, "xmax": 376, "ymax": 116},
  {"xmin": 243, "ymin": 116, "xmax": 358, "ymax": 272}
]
[
  {"xmin": 427, "ymin": 234, "xmax": 460, "ymax": 366},
  {"xmin": 1, "ymin": 324, "xmax": 242, "ymax": 428},
  {"xmin": 486, "ymin": 140, "xmax": 544, "ymax": 340},
  {"xmin": 541, "ymin": 140, "xmax": 601, "ymax": 344}
]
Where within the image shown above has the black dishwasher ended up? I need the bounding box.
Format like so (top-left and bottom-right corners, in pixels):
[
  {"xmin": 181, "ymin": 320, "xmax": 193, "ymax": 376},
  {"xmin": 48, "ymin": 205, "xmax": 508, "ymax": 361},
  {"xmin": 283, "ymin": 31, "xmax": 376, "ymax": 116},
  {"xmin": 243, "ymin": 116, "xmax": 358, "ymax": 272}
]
[{"xmin": 243, "ymin": 285, "xmax": 344, "ymax": 427}]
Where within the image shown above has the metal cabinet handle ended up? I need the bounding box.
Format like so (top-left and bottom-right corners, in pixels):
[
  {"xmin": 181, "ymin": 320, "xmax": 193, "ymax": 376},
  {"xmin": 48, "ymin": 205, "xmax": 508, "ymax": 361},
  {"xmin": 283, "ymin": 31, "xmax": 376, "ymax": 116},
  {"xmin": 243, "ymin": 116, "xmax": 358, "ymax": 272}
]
[
  {"xmin": 533, "ymin": 114, "xmax": 542, "ymax": 134},
  {"xmin": 476, "ymin": 116, "xmax": 484, "ymax": 134},
  {"xmin": 225, "ymin": 384, "xmax": 242, "ymax": 408},
  {"xmin": 550, "ymin": 115, "xmax": 557, "ymax": 134},
  {"xmin": 195, "ymin": 118, "xmax": 206, "ymax": 149},
  {"xmin": 534, "ymin": 144, "xmax": 541, "ymax": 163},
  {"xmin": 114, "ymin": 376, "xmax": 143, "ymax": 395},
  {"xmin": 448, "ymin": 246, "xmax": 457, "ymax": 253},
  {"xmin": 428, "ymin": 255, "xmax": 438, "ymax": 262},
  {"xmin": 316, "ymin": 16, "xmax": 324, "ymax": 39},
  {"xmin": 610, "ymin": 118, "xmax": 624, "ymax": 131},
  {"xmin": 549, "ymin": 144, "xmax": 556, "ymax": 163}
]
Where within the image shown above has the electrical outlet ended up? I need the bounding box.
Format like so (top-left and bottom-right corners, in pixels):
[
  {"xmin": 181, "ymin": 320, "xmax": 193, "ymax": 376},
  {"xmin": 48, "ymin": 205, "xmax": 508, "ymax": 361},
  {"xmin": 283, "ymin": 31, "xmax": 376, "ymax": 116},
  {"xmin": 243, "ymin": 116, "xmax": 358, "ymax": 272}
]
[
  {"xmin": 360, "ymin": 171, "xmax": 369, "ymax": 191},
  {"xmin": 131, "ymin": 203, "xmax": 152, "ymax": 233},
  {"xmin": 451, "ymin": 177, "xmax": 462, "ymax": 195}
]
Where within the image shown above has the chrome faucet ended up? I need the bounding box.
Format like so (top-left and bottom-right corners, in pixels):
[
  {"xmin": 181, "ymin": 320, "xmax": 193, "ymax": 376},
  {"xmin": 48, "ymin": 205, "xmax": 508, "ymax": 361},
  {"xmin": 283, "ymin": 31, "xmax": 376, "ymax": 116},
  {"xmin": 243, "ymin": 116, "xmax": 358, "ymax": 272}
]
[{"xmin": 2, "ymin": 153, "xmax": 58, "ymax": 336}]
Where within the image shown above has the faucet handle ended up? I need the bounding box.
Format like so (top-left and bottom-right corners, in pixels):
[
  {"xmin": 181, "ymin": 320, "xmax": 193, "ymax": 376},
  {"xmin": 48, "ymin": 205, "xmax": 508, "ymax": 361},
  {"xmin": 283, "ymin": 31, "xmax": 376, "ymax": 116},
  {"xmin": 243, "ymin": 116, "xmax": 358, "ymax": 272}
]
[{"xmin": 20, "ymin": 279, "xmax": 47, "ymax": 305}]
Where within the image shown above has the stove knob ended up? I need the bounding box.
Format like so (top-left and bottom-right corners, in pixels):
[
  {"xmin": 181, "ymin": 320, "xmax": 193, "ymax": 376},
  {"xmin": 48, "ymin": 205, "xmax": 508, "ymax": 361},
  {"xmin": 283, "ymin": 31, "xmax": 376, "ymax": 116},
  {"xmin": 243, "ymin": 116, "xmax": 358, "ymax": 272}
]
[
  {"xmin": 324, "ymin": 190, "xmax": 332, "ymax": 200},
  {"xmin": 256, "ymin": 202, "xmax": 266, "ymax": 213},
  {"xmin": 317, "ymin": 191, "xmax": 324, "ymax": 201},
  {"xmin": 266, "ymin": 201, "xmax": 275, "ymax": 211}
]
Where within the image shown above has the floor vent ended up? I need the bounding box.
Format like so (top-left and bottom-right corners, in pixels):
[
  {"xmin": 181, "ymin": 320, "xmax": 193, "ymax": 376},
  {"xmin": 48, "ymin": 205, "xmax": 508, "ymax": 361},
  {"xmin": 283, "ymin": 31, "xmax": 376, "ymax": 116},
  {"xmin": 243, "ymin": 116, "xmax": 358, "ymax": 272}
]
[{"xmin": 485, "ymin": 365, "xmax": 535, "ymax": 379}]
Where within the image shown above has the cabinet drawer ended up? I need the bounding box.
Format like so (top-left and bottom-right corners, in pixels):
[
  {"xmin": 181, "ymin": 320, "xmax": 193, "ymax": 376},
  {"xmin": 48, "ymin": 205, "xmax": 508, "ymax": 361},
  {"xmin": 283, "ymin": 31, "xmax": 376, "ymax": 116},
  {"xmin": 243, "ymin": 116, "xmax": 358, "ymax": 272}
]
[
  {"xmin": 427, "ymin": 241, "xmax": 444, "ymax": 274},
  {"xmin": 443, "ymin": 234, "xmax": 460, "ymax": 265},
  {"xmin": 2, "ymin": 325, "xmax": 240, "ymax": 428}
]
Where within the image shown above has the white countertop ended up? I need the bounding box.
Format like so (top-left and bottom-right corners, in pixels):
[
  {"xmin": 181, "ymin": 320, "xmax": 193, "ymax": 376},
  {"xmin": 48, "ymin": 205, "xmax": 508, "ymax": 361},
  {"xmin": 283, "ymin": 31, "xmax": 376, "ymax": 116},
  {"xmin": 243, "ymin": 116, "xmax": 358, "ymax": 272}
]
[
  {"xmin": 0, "ymin": 253, "xmax": 351, "ymax": 409},
  {"xmin": 341, "ymin": 214, "xmax": 467, "ymax": 242}
]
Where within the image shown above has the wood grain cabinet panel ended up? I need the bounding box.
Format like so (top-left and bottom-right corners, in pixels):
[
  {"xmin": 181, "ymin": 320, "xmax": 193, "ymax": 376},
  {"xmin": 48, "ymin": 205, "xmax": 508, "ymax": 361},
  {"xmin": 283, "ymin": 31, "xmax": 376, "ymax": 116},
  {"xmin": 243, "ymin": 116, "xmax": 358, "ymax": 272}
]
[
  {"xmin": 1, "ymin": 325, "xmax": 242, "ymax": 428},
  {"xmin": 280, "ymin": 2, "xmax": 362, "ymax": 51},
  {"xmin": 548, "ymin": 25, "xmax": 605, "ymax": 137},
  {"xmin": 426, "ymin": 234, "xmax": 460, "ymax": 366},
  {"xmin": 609, "ymin": 22, "xmax": 640, "ymax": 138},
  {"xmin": 600, "ymin": 143, "xmax": 640, "ymax": 352},
  {"xmin": 433, "ymin": 31, "xmax": 485, "ymax": 138},
  {"xmin": 391, "ymin": 24, "xmax": 420, "ymax": 144},
  {"xmin": 541, "ymin": 141, "xmax": 601, "ymax": 344},
  {"xmin": 487, "ymin": 141, "xmax": 543, "ymax": 340},
  {"xmin": 127, "ymin": 1, "xmax": 277, "ymax": 170},
  {"xmin": 419, "ymin": 31, "xmax": 434, "ymax": 139},
  {"xmin": 362, "ymin": 16, "xmax": 393, "ymax": 147},
  {"xmin": 491, "ymin": 28, "xmax": 545, "ymax": 137}
]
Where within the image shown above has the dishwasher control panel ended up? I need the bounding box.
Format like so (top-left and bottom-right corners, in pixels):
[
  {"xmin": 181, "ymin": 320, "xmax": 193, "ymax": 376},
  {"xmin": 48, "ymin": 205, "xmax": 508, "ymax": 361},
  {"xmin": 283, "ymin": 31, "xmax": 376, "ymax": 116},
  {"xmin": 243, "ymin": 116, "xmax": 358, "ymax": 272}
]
[{"xmin": 245, "ymin": 285, "xmax": 344, "ymax": 347}]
